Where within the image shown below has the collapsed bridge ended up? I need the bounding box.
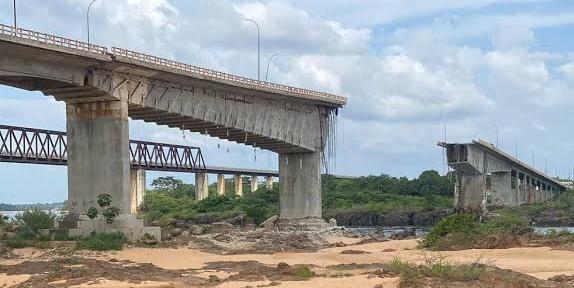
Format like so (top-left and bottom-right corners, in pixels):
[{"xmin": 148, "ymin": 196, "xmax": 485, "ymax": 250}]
[
  {"xmin": 0, "ymin": 23, "xmax": 346, "ymax": 238},
  {"xmin": 440, "ymin": 139, "xmax": 567, "ymax": 208}
]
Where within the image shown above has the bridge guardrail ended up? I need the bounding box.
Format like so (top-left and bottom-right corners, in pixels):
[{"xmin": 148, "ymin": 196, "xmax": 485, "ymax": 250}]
[
  {"xmin": 111, "ymin": 47, "xmax": 346, "ymax": 105},
  {"xmin": 0, "ymin": 23, "xmax": 108, "ymax": 55}
]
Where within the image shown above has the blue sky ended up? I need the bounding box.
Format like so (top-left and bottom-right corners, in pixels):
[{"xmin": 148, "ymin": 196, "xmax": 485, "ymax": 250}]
[{"xmin": 1, "ymin": 0, "xmax": 574, "ymax": 204}]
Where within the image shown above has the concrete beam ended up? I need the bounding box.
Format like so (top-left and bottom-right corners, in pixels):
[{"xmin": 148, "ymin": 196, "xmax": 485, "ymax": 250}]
[
  {"xmin": 217, "ymin": 174, "xmax": 225, "ymax": 196},
  {"xmin": 66, "ymin": 100, "xmax": 130, "ymax": 214},
  {"xmin": 195, "ymin": 172, "xmax": 209, "ymax": 201}
]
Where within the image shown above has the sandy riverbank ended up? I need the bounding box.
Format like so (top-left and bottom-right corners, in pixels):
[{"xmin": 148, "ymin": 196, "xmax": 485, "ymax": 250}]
[{"xmin": 3, "ymin": 239, "xmax": 574, "ymax": 287}]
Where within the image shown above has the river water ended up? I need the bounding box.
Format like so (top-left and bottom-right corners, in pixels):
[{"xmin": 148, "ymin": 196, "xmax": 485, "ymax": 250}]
[{"xmin": 345, "ymin": 226, "xmax": 574, "ymax": 236}]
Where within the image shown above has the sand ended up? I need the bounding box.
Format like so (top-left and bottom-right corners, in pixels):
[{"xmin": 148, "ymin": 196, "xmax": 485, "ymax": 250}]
[{"xmin": 4, "ymin": 239, "xmax": 574, "ymax": 287}]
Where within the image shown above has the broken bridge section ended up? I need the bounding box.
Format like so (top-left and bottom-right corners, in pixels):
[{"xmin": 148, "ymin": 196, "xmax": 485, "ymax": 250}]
[
  {"xmin": 0, "ymin": 24, "xmax": 346, "ymax": 230},
  {"xmin": 440, "ymin": 139, "xmax": 567, "ymax": 208}
]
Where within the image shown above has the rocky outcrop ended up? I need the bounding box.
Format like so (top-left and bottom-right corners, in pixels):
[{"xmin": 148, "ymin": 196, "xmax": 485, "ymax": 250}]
[{"xmin": 332, "ymin": 208, "xmax": 453, "ymax": 227}]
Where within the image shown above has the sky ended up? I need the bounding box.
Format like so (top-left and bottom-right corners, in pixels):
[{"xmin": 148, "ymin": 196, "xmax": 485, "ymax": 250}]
[{"xmin": 1, "ymin": 0, "xmax": 574, "ymax": 204}]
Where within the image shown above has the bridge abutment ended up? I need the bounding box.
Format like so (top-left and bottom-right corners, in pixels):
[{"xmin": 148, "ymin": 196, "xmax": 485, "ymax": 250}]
[
  {"xmin": 277, "ymin": 152, "xmax": 327, "ymax": 230},
  {"xmin": 66, "ymin": 100, "xmax": 131, "ymax": 214}
]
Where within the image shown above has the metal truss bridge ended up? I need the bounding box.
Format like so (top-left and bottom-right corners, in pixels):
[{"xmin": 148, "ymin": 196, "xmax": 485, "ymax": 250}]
[{"xmin": 0, "ymin": 124, "xmax": 278, "ymax": 177}]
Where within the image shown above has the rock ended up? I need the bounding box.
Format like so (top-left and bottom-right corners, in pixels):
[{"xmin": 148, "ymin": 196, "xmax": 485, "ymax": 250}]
[
  {"xmin": 225, "ymin": 214, "xmax": 246, "ymax": 226},
  {"xmin": 277, "ymin": 262, "xmax": 291, "ymax": 271},
  {"xmin": 208, "ymin": 275, "xmax": 221, "ymax": 283},
  {"xmin": 170, "ymin": 228, "xmax": 183, "ymax": 237},
  {"xmin": 549, "ymin": 274, "xmax": 574, "ymax": 282},
  {"xmin": 142, "ymin": 233, "xmax": 158, "ymax": 245},
  {"xmin": 181, "ymin": 231, "xmax": 190, "ymax": 237},
  {"xmin": 109, "ymin": 258, "xmax": 118, "ymax": 262},
  {"xmin": 328, "ymin": 218, "xmax": 337, "ymax": 227},
  {"xmin": 174, "ymin": 220, "xmax": 188, "ymax": 229},
  {"xmin": 260, "ymin": 215, "xmax": 279, "ymax": 229},
  {"xmin": 149, "ymin": 220, "xmax": 161, "ymax": 227},
  {"xmin": 382, "ymin": 248, "xmax": 396, "ymax": 252},
  {"xmin": 340, "ymin": 250, "xmax": 371, "ymax": 254},
  {"xmin": 189, "ymin": 225, "xmax": 204, "ymax": 235},
  {"xmin": 389, "ymin": 228, "xmax": 416, "ymax": 240},
  {"xmin": 330, "ymin": 242, "xmax": 346, "ymax": 248},
  {"xmin": 211, "ymin": 222, "xmax": 234, "ymax": 234},
  {"xmin": 213, "ymin": 233, "xmax": 232, "ymax": 243},
  {"xmin": 372, "ymin": 285, "xmax": 383, "ymax": 288},
  {"xmin": 160, "ymin": 234, "xmax": 171, "ymax": 241}
]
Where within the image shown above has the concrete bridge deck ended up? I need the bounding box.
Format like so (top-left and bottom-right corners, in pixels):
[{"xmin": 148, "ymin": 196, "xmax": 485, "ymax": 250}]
[
  {"xmin": 439, "ymin": 139, "xmax": 567, "ymax": 208},
  {"xmin": 0, "ymin": 23, "xmax": 346, "ymax": 233}
]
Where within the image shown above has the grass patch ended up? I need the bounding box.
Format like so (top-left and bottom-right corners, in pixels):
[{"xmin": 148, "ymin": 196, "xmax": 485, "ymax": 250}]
[
  {"xmin": 388, "ymin": 257, "xmax": 485, "ymax": 288},
  {"xmin": 5, "ymin": 237, "xmax": 28, "ymax": 249},
  {"xmin": 292, "ymin": 266, "xmax": 315, "ymax": 279},
  {"xmin": 77, "ymin": 232, "xmax": 127, "ymax": 251}
]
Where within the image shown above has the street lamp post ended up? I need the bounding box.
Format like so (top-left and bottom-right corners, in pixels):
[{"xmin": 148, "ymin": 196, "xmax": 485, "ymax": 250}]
[
  {"xmin": 87, "ymin": 0, "xmax": 98, "ymax": 45},
  {"xmin": 265, "ymin": 53, "xmax": 279, "ymax": 82},
  {"xmin": 13, "ymin": 0, "xmax": 17, "ymax": 30},
  {"xmin": 242, "ymin": 18, "xmax": 260, "ymax": 81}
]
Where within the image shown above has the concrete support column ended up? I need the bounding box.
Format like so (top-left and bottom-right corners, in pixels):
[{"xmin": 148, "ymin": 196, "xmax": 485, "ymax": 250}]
[
  {"xmin": 195, "ymin": 172, "xmax": 209, "ymax": 201},
  {"xmin": 250, "ymin": 175, "xmax": 259, "ymax": 192},
  {"xmin": 278, "ymin": 152, "xmax": 324, "ymax": 228},
  {"xmin": 457, "ymin": 174, "xmax": 485, "ymax": 209},
  {"xmin": 130, "ymin": 169, "xmax": 146, "ymax": 214},
  {"xmin": 66, "ymin": 101, "xmax": 130, "ymax": 214},
  {"xmin": 265, "ymin": 176, "xmax": 273, "ymax": 189},
  {"xmin": 234, "ymin": 175, "xmax": 243, "ymax": 197},
  {"xmin": 217, "ymin": 174, "xmax": 226, "ymax": 196}
]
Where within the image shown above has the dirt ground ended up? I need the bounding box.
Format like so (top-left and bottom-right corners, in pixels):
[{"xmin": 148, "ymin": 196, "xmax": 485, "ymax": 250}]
[{"xmin": 2, "ymin": 237, "xmax": 574, "ymax": 287}]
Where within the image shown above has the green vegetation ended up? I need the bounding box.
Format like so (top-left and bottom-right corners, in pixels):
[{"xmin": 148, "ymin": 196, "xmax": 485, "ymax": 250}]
[
  {"xmin": 0, "ymin": 202, "xmax": 65, "ymax": 211},
  {"xmin": 388, "ymin": 257, "xmax": 485, "ymax": 287},
  {"xmin": 496, "ymin": 190, "xmax": 574, "ymax": 223},
  {"xmin": 141, "ymin": 185, "xmax": 279, "ymax": 225},
  {"xmin": 323, "ymin": 171, "xmax": 453, "ymax": 214},
  {"xmin": 141, "ymin": 170, "xmax": 453, "ymax": 225},
  {"xmin": 12, "ymin": 208, "xmax": 57, "ymax": 240},
  {"xmin": 419, "ymin": 212, "xmax": 529, "ymax": 250},
  {"xmin": 292, "ymin": 266, "xmax": 315, "ymax": 279},
  {"xmin": 77, "ymin": 232, "xmax": 127, "ymax": 251}
]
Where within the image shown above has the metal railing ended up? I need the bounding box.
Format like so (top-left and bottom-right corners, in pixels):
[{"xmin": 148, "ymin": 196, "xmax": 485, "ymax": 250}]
[
  {"xmin": 130, "ymin": 140, "xmax": 206, "ymax": 172},
  {"xmin": 112, "ymin": 47, "xmax": 347, "ymax": 104},
  {"xmin": 0, "ymin": 23, "xmax": 107, "ymax": 54},
  {"xmin": 0, "ymin": 125, "xmax": 67, "ymax": 164},
  {"xmin": 0, "ymin": 23, "xmax": 346, "ymax": 105},
  {"xmin": 0, "ymin": 125, "xmax": 206, "ymax": 172}
]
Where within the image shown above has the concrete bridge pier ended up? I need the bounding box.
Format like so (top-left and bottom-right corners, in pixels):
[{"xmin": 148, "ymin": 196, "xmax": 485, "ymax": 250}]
[
  {"xmin": 65, "ymin": 100, "xmax": 159, "ymax": 242},
  {"xmin": 130, "ymin": 169, "xmax": 146, "ymax": 213},
  {"xmin": 66, "ymin": 100, "xmax": 131, "ymax": 214},
  {"xmin": 217, "ymin": 174, "xmax": 226, "ymax": 196},
  {"xmin": 265, "ymin": 176, "xmax": 273, "ymax": 189},
  {"xmin": 234, "ymin": 175, "xmax": 243, "ymax": 196},
  {"xmin": 195, "ymin": 172, "xmax": 209, "ymax": 200},
  {"xmin": 250, "ymin": 176, "xmax": 259, "ymax": 192},
  {"xmin": 277, "ymin": 152, "xmax": 326, "ymax": 229}
]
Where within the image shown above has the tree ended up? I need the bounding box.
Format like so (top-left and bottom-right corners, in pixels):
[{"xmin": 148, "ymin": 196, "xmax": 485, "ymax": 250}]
[
  {"xmin": 88, "ymin": 193, "xmax": 121, "ymax": 232},
  {"xmin": 152, "ymin": 176, "xmax": 184, "ymax": 192}
]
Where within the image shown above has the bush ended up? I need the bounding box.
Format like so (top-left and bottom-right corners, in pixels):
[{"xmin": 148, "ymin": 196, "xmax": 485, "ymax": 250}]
[
  {"xmin": 419, "ymin": 213, "xmax": 478, "ymax": 249},
  {"xmin": 14, "ymin": 208, "xmax": 56, "ymax": 239},
  {"xmin": 292, "ymin": 266, "xmax": 314, "ymax": 279},
  {"xmin": 480, "ymin": 212, "xmax": 527, "ymax": 233},
  {"xmin": 5, "ymin": 237, "xmax": 28, "ymax": 248},
  {"xmin": 77, "ymin": 232, "xmax": 127, "ymax": 251}
]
